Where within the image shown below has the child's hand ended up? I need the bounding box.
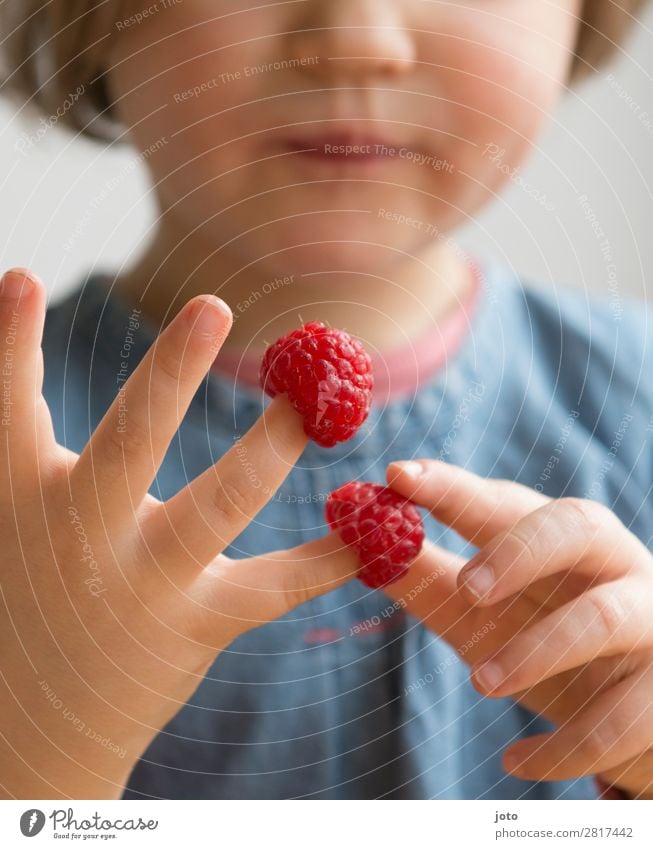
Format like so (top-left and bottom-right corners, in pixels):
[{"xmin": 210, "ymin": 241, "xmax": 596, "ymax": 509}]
[
  {"xmin": 386, "ymin": 459, "xmax": 653, "ymax": 799},
  {"xmin": 0, "ymin": 268, "xmax": 355, "ymax": 799}
]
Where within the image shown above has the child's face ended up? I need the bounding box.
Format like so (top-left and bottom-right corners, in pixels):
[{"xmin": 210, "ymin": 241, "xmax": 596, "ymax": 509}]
[{"xmin": 109, "ymin": 0, "xmax": 581, "ymax": 278}]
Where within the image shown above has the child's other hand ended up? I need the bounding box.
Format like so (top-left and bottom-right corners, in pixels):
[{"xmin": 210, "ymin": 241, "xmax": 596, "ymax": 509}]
[
  {"xmin": 386, "ymin": 458, "xmax": 653, "ymax": 799},
  {"xmin": 0, "ymin": 268, "xmax": 355, "ymax": 799}
]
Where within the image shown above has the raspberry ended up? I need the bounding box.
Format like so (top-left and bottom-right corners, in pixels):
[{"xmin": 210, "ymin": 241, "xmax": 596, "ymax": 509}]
[
  {"xmin": 326, "ymin": 481, "xmax": 424, "ymax": 588},
  {"xmin": 260, "ymin": 321, "xmax": 373, "ymax": 447}
]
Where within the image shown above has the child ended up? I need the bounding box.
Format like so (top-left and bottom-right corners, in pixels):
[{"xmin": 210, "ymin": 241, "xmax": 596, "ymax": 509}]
[{"xmin": 1, "ymin": 0, "xmax": 651, "ymax": 800}]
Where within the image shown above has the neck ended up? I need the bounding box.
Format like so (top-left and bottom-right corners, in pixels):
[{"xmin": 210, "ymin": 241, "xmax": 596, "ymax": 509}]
[{"xmin": 114, "ymin": 222, "xmax": 473, "ymax": 354}]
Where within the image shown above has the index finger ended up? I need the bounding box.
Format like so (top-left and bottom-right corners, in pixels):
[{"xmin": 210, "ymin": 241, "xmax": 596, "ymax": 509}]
[
  {"xmin": 73, "ymin": 294, "xmax": 233, "ymax": 519},
  {"xmin": 386, "ymin": 459, "xmax": 549, "ymax": 547}
]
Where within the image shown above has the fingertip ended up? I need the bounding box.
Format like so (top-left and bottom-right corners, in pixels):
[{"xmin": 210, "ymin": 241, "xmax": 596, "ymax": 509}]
[
  {"xmin": 501, "ymin": 735, "xmax": 550, "ymax": 779},
  {"xmin": 208, "ymin": 295, "xmax": 233, "ymax": 326},
  {"xmin": 502, "ymin": 748, "xmax": 525, "ymax": 776},
  {"xmin": 0, "ymin": 267, "xmax": 43, "ymax": 301},
  {"xmin": 386, "ymin": 461, "xmax": 403, "ymax": 485},
  {"xmin": 5, "ymin": 266, "xmax": 43, "ymax": 285},
  {"xmin": 186, "ymin": 294, "xmax": 233, "ymax": 339},
  {"xmin": 387, "ymin": 459, "xmax": 425, "ymax": 487}
]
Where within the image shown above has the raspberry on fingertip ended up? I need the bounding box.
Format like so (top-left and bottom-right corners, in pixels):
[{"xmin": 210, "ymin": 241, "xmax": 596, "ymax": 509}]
[
  {"xmin": 326, "ymin": 481, "xmax": 425, "ymax": 588},
  {"xmin": 259, "ymin": 321, "xmax": 373, "ymax": 447}
]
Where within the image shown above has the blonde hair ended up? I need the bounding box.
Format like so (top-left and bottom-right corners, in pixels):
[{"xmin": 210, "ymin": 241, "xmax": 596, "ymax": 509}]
[{"xmin": 0, "ymin": 0, "xmax": 649, "ymax": 142}]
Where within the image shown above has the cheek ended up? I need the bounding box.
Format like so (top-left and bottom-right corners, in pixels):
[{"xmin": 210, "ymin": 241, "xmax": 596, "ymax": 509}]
[
  {"xmin": 108, "ymin": 8, "xmax": 278, "ymax": 178},
  {"xmin": 452, "ymin": 52, "xmax": 552, "ymax": 178},
  {"xmin": 427, "ymin": 5, "xmax": 577, "ymax": 203}
]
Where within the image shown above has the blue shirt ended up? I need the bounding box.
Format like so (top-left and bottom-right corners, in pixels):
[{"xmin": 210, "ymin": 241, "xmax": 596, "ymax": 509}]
[{"xmin": 41, "ymin": 261, "xmax": 653, "ymax": 799}]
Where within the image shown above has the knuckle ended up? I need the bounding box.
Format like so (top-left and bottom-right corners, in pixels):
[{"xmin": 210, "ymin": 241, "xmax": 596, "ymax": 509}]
[
  {"xmin": 585, "ymin": 589, "xmax": 628, "ymax": 641},
  {"xmin": 211, "ymin": 478, "xmax": 257, "ymax": 527},
  {"xmin": 152, "ymin": 343, "xmax": 187, "ymax": 387},
  {"xmin": 280, "ymin": 564, "xmax": 313, "ymax": 611},
  {"xmin": 100, "ymin": 417, "xmax": 152, "ymax": 468},
  {"xmin": 580, "ymin": 721, "xmax": 616, "ymax": 767},
  {"xmin": 561, "ymin": 497, "xmax": 611, "ymax": 536},
  {"xmin": 153, "ymin": 324, "xmax": 212, "ymax": 389},
  {"xmin": 498, "ymin": 525, "xmax": 541, "ymax": 574}
]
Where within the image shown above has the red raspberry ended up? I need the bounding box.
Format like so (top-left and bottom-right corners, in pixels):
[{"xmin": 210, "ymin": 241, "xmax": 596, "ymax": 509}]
[
  {"xmin": 326, "ymin": 481, "xmax": 424, "ymax": 588},
  {"xmin": 260, "ymin": 321, "xmax": 373, "ymax": 447}
]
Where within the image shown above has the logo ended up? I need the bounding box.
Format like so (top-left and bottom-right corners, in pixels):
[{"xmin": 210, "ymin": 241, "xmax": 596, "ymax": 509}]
[{"xmin": 20, "ymin": 809, "xmax": 45, "ymax": 837}]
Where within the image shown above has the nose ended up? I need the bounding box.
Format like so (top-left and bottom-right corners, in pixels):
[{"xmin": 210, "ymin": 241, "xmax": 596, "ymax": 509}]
[{"xmin": 287, "ymin": 0, "xmax": 417, "ymax": 82}]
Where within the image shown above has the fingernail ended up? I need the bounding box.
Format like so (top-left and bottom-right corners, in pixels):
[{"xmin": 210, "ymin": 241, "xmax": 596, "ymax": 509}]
[
  {"xmin": 393, "ymin": 460, "xmax": 424, "ymax": 480},
  {"xmin": 460, "ymin": 562, "xmax": 494, "ymax": 599},
  {"xmin": 189, "ymin": 296, "xmax": 232, "ymax": 337},
  {"xmin": 473, "ymin": 659, "xmax": 504, "ymax": 692},
  {"xmin": 0, "ymin": 268, "xmax": 40, "ymax": 300}
]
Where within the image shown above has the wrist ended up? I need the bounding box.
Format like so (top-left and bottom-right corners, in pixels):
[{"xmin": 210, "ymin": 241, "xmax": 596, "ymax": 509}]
[
  {"xmin": 0, "ymin": 704, "xmax": 148, "ymax": 799},
  {"xmin": 0, "ymin": 736, "xmax": 139, "ymax": 799}
]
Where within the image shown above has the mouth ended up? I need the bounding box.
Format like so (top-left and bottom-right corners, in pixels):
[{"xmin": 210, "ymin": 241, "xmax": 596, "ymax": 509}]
[{"xmin": 273, "ymin": 130, "xmax": 422, "ymax": 172}]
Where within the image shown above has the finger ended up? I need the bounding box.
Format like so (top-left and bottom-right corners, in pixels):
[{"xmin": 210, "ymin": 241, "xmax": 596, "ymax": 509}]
[
  {"xmin": 470, "ymin": 578, "xmax": 653, "ymax": 697},
  {"xmin": 191, "ymin": 531, "xmax": 360, "ymax": 645},
  {"xmin": 382, "ymin": 540, "xmax": 478, "ymax": 644},
  {"xmin": 456, "ymin": 497, "xmax": 644, "ymax": 606},
  {"xmin": 383, "ymin": 542, "xmax": 514, "ymax": 667},
  {"xmin": 387, "ymin": 459, "xmax": 549, "ymax": 547},
  {"xmin": 502, "ymin": 670, "xmax": 653, "ymax": 781},
  {"xmin": 73, "ymin": 295, "xmax": 232, "ymax": 517},
  {"xmin": 0, "ymin": 268, "xmax": 56, "ymax": 462},
  {"xmin": 143, "ymin": 394, "xmax": 308, "ymax": 571}
]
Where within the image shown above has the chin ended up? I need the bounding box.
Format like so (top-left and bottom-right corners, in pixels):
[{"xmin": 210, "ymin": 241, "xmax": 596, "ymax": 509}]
[{"xmin": 232, "ymin": 230, "xmax": 420, "ymax": 281}]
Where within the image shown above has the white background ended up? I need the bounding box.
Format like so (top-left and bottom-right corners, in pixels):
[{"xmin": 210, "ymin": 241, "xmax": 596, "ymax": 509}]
[{"xmin": 1, "ymin": 5, "xmax": 652, "ymax": 307}]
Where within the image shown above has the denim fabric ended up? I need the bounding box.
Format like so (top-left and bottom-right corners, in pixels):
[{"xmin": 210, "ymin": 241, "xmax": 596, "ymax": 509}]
[{"xmin": 41, "ymin": 261, "xmax": 653, "ymax": 799}]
